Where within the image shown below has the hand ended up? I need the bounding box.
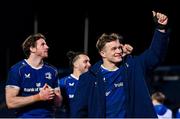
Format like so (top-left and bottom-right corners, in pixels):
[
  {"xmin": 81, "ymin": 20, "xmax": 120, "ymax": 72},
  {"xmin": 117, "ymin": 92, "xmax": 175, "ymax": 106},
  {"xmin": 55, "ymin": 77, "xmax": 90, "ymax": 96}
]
[
  {"xmin": 152, "ymin": 11, "xmax": 168, "ymax": 31},
  {"xmin": 38, "ymin": 83, "xmax": 55, "ymax": 101},
  {"xmin": 152, "ymin": 11, "xmax": 168, "ymax": 25},
  {"xmin": 122, "ymin": 44, "xmax": 133, "ymax": 57},
  {"xmin": 53, "ymin": 88, "xmax": 63, "ymax": 107}
]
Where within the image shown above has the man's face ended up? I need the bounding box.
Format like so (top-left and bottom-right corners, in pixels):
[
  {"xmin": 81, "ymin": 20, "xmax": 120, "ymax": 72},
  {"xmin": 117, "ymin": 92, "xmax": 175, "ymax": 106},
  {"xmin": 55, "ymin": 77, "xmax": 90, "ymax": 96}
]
[
  {"xmin": 74, "ymin": 54, "xmax": 91, "ymax": 73},
  {"xmin": 31, "ymin": 38, "xmax": 49, "ymax": 58},
  {"xmin": 100, "ymin": 40, "xmax": 123, "ymax": 64}
]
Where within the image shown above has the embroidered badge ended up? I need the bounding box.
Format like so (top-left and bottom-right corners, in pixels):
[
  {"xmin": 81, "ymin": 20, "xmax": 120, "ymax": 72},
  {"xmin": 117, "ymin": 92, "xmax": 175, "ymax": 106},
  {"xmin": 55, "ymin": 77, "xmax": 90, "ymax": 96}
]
[{"xmin": 45, "ymin": 72, "xmax": 52, "ymax": 80}]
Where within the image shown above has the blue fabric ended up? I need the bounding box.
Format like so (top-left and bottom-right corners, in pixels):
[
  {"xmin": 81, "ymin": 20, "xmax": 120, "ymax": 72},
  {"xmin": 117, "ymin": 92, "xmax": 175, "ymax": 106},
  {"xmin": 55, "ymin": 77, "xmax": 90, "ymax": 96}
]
[
  {"xmin": 154, "ymin": 104, "xmax": 167, "ymax": 115},
  {"xmin": 176, "ymin": 108, "xmax": 180, "ymax": 118},
  {"xmin": 59, "ymin": 75, "xmax": 78, "ymax": 100},
  {"xmin": 58, "ymin": 75, "xmax": 78, "ymax": 117},
  {"xmin": 71, "ymin": 29, "xmax": 169, "ymax": 118},
  {"xmin": 100, "ymin": 66, "xmax": 126, "ymax": 117},
  {"xmin": 6, "ymin": 60, "xmax": 59, "ymax": 118}
]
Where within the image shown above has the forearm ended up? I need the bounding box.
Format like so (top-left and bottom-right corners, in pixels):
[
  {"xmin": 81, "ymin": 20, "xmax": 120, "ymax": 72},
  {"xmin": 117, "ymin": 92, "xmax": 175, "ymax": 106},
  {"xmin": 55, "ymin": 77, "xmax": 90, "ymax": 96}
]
[
  {"xmin": 6, "ymin": 83, "xmax": 56, "ymax": 109},
  {"xmin": 151, "ymin": 11, "xmax": 169, "ymax": 56},
  {"xmin": 139, "ymin": 29, "xmax": 169, "ymax": 70},
  {"xmin": 150, "ymin": 29, "xmax": 169, "ymax": 56},
  {"xmin": 6, "ymin": 93, "xmax": 41, "ymax": 109}
]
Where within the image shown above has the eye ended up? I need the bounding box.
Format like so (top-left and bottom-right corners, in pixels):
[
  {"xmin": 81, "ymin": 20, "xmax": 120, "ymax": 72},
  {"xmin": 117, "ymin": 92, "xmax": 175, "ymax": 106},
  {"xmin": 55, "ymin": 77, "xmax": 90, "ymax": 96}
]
[
  {"xmin": 41, "ymin": 42, "xmax": 46, "ymax": 46},
  {"xmin": 118, "ymin": 46, "xmax": 122, "ymax": 50},
  {"xmin": 112, "ymin": 47, "xmax": 116, "ymax": 51}
]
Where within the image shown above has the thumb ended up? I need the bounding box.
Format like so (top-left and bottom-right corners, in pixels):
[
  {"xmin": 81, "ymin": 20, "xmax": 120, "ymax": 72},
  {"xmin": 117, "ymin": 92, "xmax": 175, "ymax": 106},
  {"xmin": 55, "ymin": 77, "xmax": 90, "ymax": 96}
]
[
  {"xmin": 42, "ymin": 83, "xmax": 49, "ymax": 89},
  {"xmin": 152, "ymin": 11, "xmax": 156, "ymax": 17}
]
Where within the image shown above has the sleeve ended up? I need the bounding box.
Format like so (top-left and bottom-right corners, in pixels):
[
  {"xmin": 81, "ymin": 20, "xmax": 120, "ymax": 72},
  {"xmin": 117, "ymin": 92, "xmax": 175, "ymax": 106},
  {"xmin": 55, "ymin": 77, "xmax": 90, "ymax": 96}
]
[
  {"xmin": 53, "ymin": 69, "xmax": 59, "ymax": 89},
  {"xmin": 176, "ymin": 108, "xmax": 180, "ymax": 118},
  {"xmin": 58, "ymin": 77, "xmax": 66, "ymax": 89},
  {"xmin": 137, "ymin": 29, "xmax": 170, "ymax": 71},
  {"xmin": 6, "ymin": 67, "xmax": 21, "ymax": 89}
]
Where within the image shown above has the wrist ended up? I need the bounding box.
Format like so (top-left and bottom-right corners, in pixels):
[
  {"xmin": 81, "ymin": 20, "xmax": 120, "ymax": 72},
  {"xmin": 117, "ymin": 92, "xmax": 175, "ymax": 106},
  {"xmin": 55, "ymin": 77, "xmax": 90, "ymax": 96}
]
[
  {"xmin": 33, "ymin": 93, "xmax": 42, "ymax": 101},
  {"xmin": 157, "ymin": 29, "xmax": 166, "ymax": 33}
]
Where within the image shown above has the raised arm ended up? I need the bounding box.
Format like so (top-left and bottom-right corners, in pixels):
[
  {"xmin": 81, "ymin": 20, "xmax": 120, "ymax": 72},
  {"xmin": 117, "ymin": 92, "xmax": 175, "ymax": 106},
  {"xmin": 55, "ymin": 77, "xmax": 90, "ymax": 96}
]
[
  {"xmin": 122, "ymin": 44, "xmax": 133, "ymax": 57},
  {"xmin": 137, "ymin": 11, "xmax": 169, "ymax": 71},
  {"xmin": 152, "ymin": 11, "xmax": 168, "ymax": 32}
]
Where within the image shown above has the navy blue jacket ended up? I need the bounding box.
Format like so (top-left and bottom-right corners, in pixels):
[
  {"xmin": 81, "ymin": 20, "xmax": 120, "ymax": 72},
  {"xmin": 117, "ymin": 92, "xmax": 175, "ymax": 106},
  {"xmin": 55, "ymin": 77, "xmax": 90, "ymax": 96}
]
[{"xmin": 71, "ymin": 29, "xmax": 169, "ymax": 118}]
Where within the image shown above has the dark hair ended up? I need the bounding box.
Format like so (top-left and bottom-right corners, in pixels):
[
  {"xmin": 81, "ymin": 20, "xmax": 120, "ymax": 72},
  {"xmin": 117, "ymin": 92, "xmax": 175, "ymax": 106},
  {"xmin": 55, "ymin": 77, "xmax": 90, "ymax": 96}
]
[
  {"xmin": 22, "ymin": 33, "xmax": 46, "ymax": 58},
  {"xmin": 96, "ymin": 33, "xmax": 123, "ymax": 52},
  {"xmin": 66, "ymin": 51, "xmax": 87, "ymax": 69},
  {"xmin": 151, "ymin": 92, "xmax": 166, "ymax": 103}
]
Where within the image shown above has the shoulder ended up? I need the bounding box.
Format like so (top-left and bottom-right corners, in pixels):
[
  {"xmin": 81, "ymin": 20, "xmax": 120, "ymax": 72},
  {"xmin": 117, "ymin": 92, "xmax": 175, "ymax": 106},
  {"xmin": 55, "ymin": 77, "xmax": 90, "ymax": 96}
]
[
  {"xmin": 79, "ymin": 70, "xmax": 96, "ymax": 83},
  {"xmin": 124, "ymin": 54, "xmax": 144, "ymax": 66},
  {"xmin": 59, "ymin": 75, "xmax": 70, "ymax": 82},
  {"xmin": 166, "ymin": 108, "xmax": 172, "ymax": 113},
  {"xmin": 9, "ymin": 60, "xmax": 27, "ymax": 73},
  {"xmin": 80, "ymin": 70, "xmax": 92, "ymax": 78},
  {"xmin": 59, "ymin": 75, "xmax": 71, "ymax": 86},
  {"xmin": 44, "ymin": 62, "xmax": 58, "ymax": 73}
]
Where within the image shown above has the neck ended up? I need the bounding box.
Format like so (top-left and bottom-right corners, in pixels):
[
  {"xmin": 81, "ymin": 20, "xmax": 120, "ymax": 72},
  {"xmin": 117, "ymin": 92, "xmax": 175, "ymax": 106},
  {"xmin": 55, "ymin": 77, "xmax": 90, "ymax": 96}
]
[
  {"xmin": 152, "ymin": 100, "xmax": 161, "ymax": 105},
  {"xmin": 72, "ymin": 69, "xmax": 81, "ymax": 79},
  {"xmin": 102, "ymin": 60, "xmax": 118, "ymax": 71},
  {"xmin": 27, "ymin": 55, "xmax": 43, "ymax": 68}
]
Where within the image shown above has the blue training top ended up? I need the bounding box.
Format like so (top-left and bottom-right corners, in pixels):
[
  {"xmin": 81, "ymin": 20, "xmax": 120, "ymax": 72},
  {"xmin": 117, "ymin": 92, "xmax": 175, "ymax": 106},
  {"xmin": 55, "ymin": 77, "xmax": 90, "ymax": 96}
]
[
  {"xmin": 176, "ymin": 108, "xmax": 180, "ymax": 118},
  {"xmin": 100, "ymin": 65, "xmax": 126, "ymax": 118},
  {"xmin": 59, "ymin": 74, "xmax": 78, "ymax": 100},
  {"xmin": 6, "ymin": 59, "xmax": 59, "ymax": 118},
  {"xmin": 70, "ymin": 30, "xmax": 169, "ymax": 118},
  {"xmin": 58, "ymin": 74, "xmax": 78, "ymax": 117}
]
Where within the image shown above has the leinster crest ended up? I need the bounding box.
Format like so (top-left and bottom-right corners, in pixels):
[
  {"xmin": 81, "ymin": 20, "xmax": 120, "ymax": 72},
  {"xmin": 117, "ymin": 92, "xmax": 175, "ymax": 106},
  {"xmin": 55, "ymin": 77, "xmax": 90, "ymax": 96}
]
[{"xmin": 45, "ymin": 72, "xmax": 52, "ymax": 80}]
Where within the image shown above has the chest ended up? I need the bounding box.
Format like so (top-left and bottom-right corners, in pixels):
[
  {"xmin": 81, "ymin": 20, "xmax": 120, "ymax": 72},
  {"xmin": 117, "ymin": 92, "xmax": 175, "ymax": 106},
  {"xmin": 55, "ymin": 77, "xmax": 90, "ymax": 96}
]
[{"xmin": 19, "ymin": 68, "xmax": 56, "ymax": 91}]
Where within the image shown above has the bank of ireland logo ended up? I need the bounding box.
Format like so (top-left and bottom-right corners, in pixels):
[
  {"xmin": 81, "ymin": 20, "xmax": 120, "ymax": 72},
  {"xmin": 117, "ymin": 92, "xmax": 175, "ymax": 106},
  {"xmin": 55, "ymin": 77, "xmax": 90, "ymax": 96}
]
[{"xmin": 45, "ymin": 72, "xmax": 52, "ymax": 80}]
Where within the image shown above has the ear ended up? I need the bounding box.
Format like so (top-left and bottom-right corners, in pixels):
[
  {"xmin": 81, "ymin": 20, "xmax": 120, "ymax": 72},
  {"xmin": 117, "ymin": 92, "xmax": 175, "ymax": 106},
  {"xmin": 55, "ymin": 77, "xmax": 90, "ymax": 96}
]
[
  {"xmin": 100, "ymin": 50, "xmax": 106, "ymax": 58},
  {"xmin": 30, "ymin": 46, "xmax": 36, "ymax": 53},
  {"xmin": 73, "ymin": 62, "xmax": 80, "ymax": 70}
]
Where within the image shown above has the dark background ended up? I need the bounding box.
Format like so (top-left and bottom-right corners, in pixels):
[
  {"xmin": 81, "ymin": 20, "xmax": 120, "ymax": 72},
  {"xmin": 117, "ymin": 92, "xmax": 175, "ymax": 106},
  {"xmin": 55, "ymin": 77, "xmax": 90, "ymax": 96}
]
[
  {"xmin": 0, "ymin": 0, "xmax": 179, "ymax": 75},
  {"xmin": 0, "ymin": 0, "xmax": 180, "ymax": 117}
]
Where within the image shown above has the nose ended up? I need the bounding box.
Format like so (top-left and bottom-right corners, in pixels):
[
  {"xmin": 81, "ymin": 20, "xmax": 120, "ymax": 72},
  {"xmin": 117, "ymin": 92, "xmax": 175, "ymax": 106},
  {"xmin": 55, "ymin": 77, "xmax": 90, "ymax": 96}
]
[
  {"xmin": 88, "ymin": 62, "xmax": 91, "ymax": 67},
  {"xmin": 89, "ymin": 63, "xmax": 91, "ymax": 67},
  {"xmin": 46, "ymin": 45, "xmax": 49, "ymax": 49}
]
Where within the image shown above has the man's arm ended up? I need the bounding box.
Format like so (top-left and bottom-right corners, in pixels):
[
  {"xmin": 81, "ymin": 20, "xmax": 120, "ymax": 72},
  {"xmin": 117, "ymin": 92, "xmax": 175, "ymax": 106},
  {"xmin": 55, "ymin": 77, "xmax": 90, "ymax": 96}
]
[
  {"xmin": 6, "ymin": 84, "xmax": 55, "ymax": 109},
  {"xmin": 70, "ymin": 74, "xmax": 90, "ymax": 117},
  {"xmin": 122, "ymin": 44, "xmax": 133, "ymax": 57},
  {"xmin": 137, "ymin": 11, "xmax": 169, "ymax": 71},
  {"xmin": 152, "ymin": 11, "xmax": 168, "ymax": 33},
  {"xmin": 6, "ymin": 87, "xmax": 37, "ymax": 109}
]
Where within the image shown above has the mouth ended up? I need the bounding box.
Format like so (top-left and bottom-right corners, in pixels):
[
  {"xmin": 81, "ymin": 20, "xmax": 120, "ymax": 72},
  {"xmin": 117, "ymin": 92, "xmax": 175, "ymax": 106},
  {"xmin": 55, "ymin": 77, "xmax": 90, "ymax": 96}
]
[{"xmin": 114, "ymin": 53, "xmax": 122, "ymax": 57}]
